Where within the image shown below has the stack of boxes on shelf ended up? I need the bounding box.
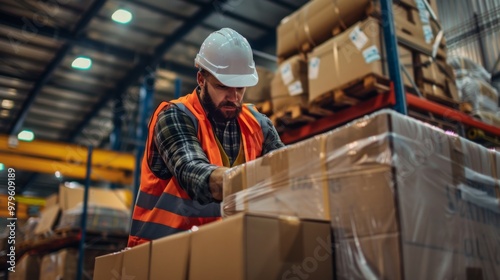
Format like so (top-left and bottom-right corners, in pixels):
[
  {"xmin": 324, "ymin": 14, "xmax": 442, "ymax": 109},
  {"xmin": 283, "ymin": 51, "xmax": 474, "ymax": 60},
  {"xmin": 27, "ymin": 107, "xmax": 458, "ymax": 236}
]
[
  {"xmin": 9, "ymin": 184, "xmax": 131, "ymax": 280},
  {"xmin": 271, "ymin": 0, "xmax": 462, "ymax": 129}
]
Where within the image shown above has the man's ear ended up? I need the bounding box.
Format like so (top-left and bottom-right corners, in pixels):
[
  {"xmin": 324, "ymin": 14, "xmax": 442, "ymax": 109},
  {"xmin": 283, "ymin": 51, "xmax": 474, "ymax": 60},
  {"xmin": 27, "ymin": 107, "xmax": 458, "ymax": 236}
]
[{"xmin": 197, "ymin": 71, "xmax": 205, "ymax": 87}]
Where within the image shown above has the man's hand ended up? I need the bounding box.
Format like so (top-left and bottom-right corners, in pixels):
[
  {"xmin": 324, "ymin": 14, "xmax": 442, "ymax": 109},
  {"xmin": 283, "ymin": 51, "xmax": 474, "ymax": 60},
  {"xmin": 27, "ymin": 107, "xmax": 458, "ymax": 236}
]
[{"xmin": 209, "ymin": 167, "xmax": 229, "ymax": 201}]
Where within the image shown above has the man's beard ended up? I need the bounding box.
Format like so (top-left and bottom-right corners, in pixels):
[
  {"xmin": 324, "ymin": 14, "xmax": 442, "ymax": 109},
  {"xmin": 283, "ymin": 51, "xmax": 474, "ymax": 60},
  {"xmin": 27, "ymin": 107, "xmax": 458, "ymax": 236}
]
[{"xmin": 201, "ymin": 84, "xmax": 242, "ymax": 122}]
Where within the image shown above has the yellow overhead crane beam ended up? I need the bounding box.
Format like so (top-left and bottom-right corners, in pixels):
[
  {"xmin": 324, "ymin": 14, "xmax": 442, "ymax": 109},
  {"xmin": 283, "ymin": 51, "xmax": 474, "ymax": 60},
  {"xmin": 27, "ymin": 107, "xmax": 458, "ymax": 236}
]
[{"xmin": 0, "ymin": 135, "xmax": 135, "ymax": 184}]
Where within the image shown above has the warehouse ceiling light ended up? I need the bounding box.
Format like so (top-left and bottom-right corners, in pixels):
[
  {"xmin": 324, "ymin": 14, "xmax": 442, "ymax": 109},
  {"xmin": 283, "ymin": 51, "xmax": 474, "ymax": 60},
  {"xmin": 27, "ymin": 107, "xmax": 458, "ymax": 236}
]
[
  {"xmin": 1, "ymin": 99, "xmax": 14, "ymax": 109},
  {"xmin": 71, "ymin": 56, "xmax": 92, "ymax": 70},
  {"xmin": 112, "ymin": 9, "xmax": 132, "ymax": 24},
  {"xmin": 18, "ymin": 130, "xmax": 35, "ymax": 142},
  {"xmin": 0, "ymin": 163, "xmax": 4, "ymax": 171},
  {"xmin": 55, "ymin": 171, "xmax": 62, "ymax": 178}
]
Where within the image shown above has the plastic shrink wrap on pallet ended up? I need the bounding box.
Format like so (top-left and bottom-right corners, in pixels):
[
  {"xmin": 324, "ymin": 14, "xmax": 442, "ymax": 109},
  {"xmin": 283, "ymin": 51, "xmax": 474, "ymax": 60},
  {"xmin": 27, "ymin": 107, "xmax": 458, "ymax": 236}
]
[{"xmin": 223, "ymin": 109, "xmax": 500, "ymax": 280}]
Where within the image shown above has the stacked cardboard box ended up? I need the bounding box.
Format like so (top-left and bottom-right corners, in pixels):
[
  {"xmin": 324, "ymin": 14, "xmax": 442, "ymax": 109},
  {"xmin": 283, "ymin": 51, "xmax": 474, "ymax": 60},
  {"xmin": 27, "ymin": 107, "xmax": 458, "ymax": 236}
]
[
  {"xmin": 308, "ymin": 0, "xmax": 460, "ymax": 108},
  {"xmin": 94, "ymin": 214, "xmax": 333, "ymax": 280},
  {"xmin": 270, "ymin": 55, "xmax": 309, "ymax": 112},
  {"xmin": 274, "ymin": 0, "xmax": 460, "ymax": 113},
  {"xmin": 272, "ymin": 0, "xmax": 373, "ymax": 114},
  {"xmin": 55, "ymin": 183, "xmax": 131, "ymax": 233},
  {"xmin": 223, "ymin": 109, "xmax": 500, "ymax": 279}
]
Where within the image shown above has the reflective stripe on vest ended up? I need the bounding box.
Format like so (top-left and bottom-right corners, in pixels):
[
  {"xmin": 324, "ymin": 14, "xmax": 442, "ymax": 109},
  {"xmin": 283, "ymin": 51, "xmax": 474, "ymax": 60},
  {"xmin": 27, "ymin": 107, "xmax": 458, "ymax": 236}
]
[{"xmin": 128, "ymin": 89, "xmax": 264, "ymax": 247}]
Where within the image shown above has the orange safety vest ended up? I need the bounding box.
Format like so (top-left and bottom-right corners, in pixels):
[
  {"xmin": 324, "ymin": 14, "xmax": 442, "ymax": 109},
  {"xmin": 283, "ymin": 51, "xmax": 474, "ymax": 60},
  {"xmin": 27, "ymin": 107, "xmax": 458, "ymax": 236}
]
[{"xmin": 128, "ymin": 90, "xmax": 265, "ymax": 247}]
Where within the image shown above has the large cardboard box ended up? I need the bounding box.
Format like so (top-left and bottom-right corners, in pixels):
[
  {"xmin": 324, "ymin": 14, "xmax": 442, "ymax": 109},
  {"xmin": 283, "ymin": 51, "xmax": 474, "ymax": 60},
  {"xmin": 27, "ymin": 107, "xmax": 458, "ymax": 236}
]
[
  {"xmin": 223, "ymin": 110, "xmax": 500, "ymax": 279},
  {"xmin": 276, "ymin": 0, "xmax": 371, "ymax": 59},
  {"xmin": 223, "ymin": 134, "xmax": 328, "ymax": 219},
  {"xmin": 307, "ymin": 17, "xmax": 415, "ymax": 105},
  {"xmin": 34, "ymin": 204, "xmax": 61, "ymax": 235},
  {"xmin": 93, "ymin": 251, "xmax": 123, "ymax": 280},
  {"xmin": 271, "ymin": 54, "xmax": 308, "ymax": 111},
  {"xmin": 392, "ymin": 3, "xmax": 444, "ymax": 56},
  {"xmin": 189, "ymin": 213, "xmax": 333, "ymax": 280},
  {"xmin": 418, "ymin": 54, "xmax": 447, "ymax": 87},
  {"xmin": 122, "ymin": 241, "xmax": 151, "ymax": 280},
  {"xmin": 9, "ymin": 254, "xmax": 41, "ymax": 280},
  {"xmin": 39, "ymin": 249, "xmax": 78, "ymax": 280},
  {"xmin": 150, "ymin": 232, "xmax": 191, "ymax": 280}
]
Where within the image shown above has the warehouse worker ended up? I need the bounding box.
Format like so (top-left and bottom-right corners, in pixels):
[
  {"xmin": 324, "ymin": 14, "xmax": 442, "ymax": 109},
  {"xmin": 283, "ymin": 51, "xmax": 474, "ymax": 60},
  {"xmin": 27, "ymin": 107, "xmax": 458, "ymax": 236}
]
[{"xmin": 128, "ymin": 28, "xmax": 284, "ymax": 247}]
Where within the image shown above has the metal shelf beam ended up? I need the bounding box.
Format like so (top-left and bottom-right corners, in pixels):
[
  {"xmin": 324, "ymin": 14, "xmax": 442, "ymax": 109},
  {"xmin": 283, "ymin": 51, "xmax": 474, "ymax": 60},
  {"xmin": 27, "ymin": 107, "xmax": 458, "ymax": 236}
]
[
  {"xmin": 0, "ymin": 135, "xmax": 135, "ymax": 171},
  {"xmin": 0, "ymin": 152, "xmax": 132, "ymax": 184}
]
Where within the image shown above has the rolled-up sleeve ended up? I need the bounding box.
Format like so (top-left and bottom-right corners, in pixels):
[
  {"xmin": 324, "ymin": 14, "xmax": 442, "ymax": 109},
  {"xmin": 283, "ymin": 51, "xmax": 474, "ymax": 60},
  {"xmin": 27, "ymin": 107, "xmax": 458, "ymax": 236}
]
[{"xmin": 154, "ymin": 107, "xmax": 218, "ymax": 204}]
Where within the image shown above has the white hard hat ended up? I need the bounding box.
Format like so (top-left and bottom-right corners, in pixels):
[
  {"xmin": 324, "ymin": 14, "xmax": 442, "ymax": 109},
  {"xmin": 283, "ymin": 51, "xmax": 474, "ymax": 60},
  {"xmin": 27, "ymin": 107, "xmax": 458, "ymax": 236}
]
[{"xmin": 195, "ymin": 28, "xmax": 258, "ymax": 87}]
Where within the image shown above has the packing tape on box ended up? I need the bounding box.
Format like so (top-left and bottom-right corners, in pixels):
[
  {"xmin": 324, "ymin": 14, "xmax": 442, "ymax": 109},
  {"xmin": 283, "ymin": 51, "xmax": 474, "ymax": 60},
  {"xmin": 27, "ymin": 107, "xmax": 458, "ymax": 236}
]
[
  {"xmin": 292, "ymin": 12, "xmax": 302, "ymax": 55},
  {"xmin": 302, "ymin": 4, "xmax": 316, "ymax": 48},
  {"xmin": 331, "ymin": 0, "xmax": 348, "ymax": 30}
]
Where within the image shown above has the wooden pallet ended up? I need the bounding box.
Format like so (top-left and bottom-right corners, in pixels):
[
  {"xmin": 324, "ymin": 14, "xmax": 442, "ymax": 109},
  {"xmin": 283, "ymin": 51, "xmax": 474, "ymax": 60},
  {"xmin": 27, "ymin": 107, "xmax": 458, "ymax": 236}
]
[
  {"xmin": 311, "ymin": 74, "xmax": 391, "ymax": 111},
  {"xmin": 271, "ymin": 105, "xmax": 333, "ymax": 132},
  {"xmin": 422, "ymin": 91, "xmax": 459, "ymax": 110}
]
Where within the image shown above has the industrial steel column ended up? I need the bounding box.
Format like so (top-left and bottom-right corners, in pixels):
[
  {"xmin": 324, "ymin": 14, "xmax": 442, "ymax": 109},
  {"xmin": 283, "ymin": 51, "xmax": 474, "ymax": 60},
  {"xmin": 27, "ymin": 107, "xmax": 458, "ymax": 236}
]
[
  {"xmin": 133, "ymin": 70, "xmax": 156, "ymax": 205},
  {"xmin": 381, "ymin": 0, "xmax": 407, "ymax": 115},
  {"xmin": 110, "ymin": 99, "xmax": 124, "ymax": 189}
]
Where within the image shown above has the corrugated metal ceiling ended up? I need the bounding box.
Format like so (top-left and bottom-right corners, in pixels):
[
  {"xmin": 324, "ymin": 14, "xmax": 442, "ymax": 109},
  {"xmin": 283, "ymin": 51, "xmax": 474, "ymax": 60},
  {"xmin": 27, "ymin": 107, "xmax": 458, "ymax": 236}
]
[{"xmin": 0, "ymin": 0, "xmax": 308, "ymax": 197}]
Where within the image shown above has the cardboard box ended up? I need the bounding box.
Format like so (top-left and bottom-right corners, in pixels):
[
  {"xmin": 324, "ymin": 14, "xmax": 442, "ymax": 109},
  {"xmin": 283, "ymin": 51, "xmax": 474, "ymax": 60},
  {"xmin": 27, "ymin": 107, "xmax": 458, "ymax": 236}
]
[
  {"xmin": 271, "ymin": 55, "xmax": 308, "ymax": 111},
  {"xmin": 59, "ymin": 183, "xmax": 131, "ymax": 212},
  {"xmin": 189, "ymin": 213, "xmax": 333, "ymax": 280},
  {"xmin": 422, "ymin": 82, "xmax": 448, "ymax": 99},
  {"xmin": 39, "ymin": 249, "xmax": 78, "ymax": 280},
  {"xmin": 276, "ymin": 0, "xmax": 371, "ymax": 59},
  {"xmin": 93, "ymin": 251, "xmax": 123, "ymax": 280},
  {"xmin": 418, "ymin": 54, "xmax": 447, "ymax": 87},
  {"xmin": 223, "ymin": 134, "xmax": 328, "ymax": 220},
  {"xmin": 34, "ymin": 204, "xmax": 61, "ymax": 235},
  {"xmin": 223, "ymin": 109, "xmax": 500, "ymax": 279},
  {"xmin": 8, "ymin": 254, "xmax": 41, "ymax": 280},
  {"xmin": 307, "ymin": 17, "xmax": 415, "ymax": 105},
  {"xmin": 243, "ymin": 66, "xmax": 274, "ymax": 104},
  {"xmin": 122, "ymin": 241, "xmax": 151, "ymax": 280},
  {"xmin": 44, "ymin": 193, "xmax": 58, "ymax": 208},
  {"xmin": 399, "ymin": 0, "xmax": 439, "ymax": 20},
  {"xmin": 150, "ymin": 232, "xmax": 191, "ymax": 280}
]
